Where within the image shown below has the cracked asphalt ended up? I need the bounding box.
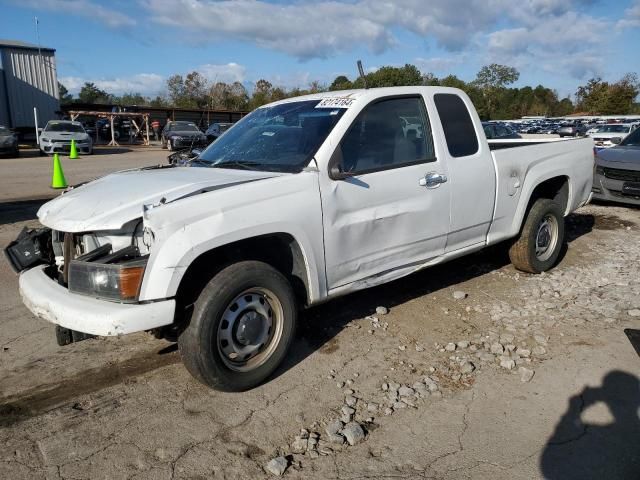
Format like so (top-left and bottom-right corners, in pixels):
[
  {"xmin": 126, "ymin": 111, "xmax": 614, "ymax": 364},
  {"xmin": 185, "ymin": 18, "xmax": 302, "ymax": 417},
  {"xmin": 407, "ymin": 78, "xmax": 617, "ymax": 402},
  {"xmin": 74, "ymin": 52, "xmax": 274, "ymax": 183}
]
[{"xmin": 1, "ymin": 148, "xmax": 639, "ymax": 479}]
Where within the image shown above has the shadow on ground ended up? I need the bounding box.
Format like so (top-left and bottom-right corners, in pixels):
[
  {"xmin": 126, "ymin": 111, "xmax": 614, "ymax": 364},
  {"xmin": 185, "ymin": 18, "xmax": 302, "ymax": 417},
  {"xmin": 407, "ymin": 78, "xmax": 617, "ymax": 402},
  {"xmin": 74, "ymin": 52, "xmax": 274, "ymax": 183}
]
[
  {"xmin": 0, "ymin": 199, "xmax": 48, "ymax": 226},
  {"xmin": 540, "ymin": 369, "xmax": 640, "ymax": 480}
]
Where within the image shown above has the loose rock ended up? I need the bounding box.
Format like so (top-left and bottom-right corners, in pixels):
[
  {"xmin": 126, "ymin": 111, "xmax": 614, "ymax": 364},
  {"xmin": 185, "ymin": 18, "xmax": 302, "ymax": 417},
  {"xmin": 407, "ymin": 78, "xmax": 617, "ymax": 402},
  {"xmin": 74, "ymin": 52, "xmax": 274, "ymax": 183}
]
[
  {"xmin": 376, "ymin": 306, "xmax": 389, "ymax": 316},
  {"xmin": 519, "ymin": 367, "xmax": 535, "ymax": 383},
  {"xmin": 398, "ymin": 386, "xmax": 415, "ymax": 397},
  {"xmin": 345, "ymin": 395, "xmax": 357, "ymax": 407},
  {"xmin": 445, "ymin": 342, "xmax": 456, "ymax": 352},
  {"xmin": 453, "ymin": 290, "xmax": 468, "ymax": 300},
  {"xmin": 532, "ymin": 345, "xmax": 547, "ymax": 356},
  {"xmin": 341, "ymin": 422, "xmax": 366, "ymax": 446},
  {"xmin": 499, "ymin": 356, "xmax": 516, "ymax": 370},
  {"xmin": 460, "ymin": 361, "xmax": 475, "ymax": 374},
  {"xmin": 265, "ymin": 457, "xmax": 288, "ymax": 476},
  {"xmin": 627, "ymin": 309, "xmax": 640, "ymax": 317},
  {"xmin": 325, "ymin": 419, "xmax": 344, "ymax": 436},
  {"xmin": 490, "ymin": 342, "xmax": 505, "ymax": 355}
]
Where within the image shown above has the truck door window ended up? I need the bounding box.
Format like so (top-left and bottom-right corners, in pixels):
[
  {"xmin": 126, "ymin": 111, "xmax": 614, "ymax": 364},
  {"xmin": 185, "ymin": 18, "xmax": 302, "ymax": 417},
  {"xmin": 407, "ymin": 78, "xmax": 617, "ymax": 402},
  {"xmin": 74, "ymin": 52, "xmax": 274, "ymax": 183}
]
[
  {"xmin": 339, "ymin": 97, "xmax": 435, "ymax": 174},
  {"xmin": 434, "ymin": 93, "xmax": 479, "ymax": 157}
]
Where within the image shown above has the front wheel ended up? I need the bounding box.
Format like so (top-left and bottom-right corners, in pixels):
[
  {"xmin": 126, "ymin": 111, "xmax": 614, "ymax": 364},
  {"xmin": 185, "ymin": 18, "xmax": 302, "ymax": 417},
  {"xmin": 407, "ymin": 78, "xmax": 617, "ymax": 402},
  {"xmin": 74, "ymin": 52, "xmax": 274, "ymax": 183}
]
[
  {"xmin": 509, "ymin": 198, "xmax": 565, "ymax": 273},
  {"xmin": 178, "ymin": 261, "xmax": 297, "ymax": 391}
]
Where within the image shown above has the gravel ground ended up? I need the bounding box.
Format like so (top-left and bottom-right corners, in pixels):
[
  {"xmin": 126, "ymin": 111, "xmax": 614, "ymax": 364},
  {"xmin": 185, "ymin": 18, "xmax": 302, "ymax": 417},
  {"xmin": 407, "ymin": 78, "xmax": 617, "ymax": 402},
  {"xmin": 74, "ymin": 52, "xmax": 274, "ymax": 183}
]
[{"xmin": 0, "ymin": 150, "xmax": 638, "ymax": 479}]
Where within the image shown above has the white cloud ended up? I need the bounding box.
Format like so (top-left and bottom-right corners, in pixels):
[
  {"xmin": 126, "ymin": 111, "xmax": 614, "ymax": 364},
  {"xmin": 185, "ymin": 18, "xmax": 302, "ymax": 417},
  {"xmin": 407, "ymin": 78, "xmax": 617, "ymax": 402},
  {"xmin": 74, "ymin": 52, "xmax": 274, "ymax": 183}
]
[
  {"xmin": 141, "ymin": 0, "xmax": 505, "ymax": 59},
  {"xmin": 60, "ymin": 73, "xmax": 164, "ymax": 95},
  {"xmin": 198, "ymin": 63, "xmax": 247, "ymax": 84},
  {"xmin": 415, "ymin": 55, "xmax": 467, "ymax": 74},
  {"xmin": 60, "ymin": 63, "xmax": 248, "ymax": 96},
  {"xmin": 485, "ymin": 10, "xmax": 609, "ymax": 79},
  {"xmin": 617, "ymin": 0, "xmax": 640, "ymax": 29},
  {"xmin": 17, "ymin": 0, "xmax": 135, "ymax": 28}
]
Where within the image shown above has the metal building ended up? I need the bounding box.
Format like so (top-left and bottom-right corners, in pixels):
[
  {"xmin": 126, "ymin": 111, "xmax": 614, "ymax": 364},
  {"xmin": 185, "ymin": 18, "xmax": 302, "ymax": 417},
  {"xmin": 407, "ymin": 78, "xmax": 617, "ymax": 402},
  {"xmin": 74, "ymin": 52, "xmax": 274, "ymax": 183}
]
[{"xmin": 0, "ymin": 39, "xmax": 59, "ymax": 132}]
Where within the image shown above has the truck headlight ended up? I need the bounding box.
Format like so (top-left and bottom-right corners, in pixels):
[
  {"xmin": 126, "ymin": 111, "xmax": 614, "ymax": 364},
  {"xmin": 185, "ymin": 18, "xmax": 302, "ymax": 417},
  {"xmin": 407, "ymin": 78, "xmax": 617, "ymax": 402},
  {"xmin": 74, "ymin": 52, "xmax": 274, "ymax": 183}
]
[{"xmin": 68, "ymin": 258, "xmax": 147, "ymax": 302}]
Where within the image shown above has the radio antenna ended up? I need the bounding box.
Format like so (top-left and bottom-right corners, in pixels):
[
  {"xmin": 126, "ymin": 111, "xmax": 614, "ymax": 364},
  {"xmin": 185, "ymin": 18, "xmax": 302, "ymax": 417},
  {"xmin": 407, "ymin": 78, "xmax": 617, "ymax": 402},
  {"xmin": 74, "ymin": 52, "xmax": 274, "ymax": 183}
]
[{"xmin": 357, "ymin": 60, "xmax": 368, "ymax": 89}]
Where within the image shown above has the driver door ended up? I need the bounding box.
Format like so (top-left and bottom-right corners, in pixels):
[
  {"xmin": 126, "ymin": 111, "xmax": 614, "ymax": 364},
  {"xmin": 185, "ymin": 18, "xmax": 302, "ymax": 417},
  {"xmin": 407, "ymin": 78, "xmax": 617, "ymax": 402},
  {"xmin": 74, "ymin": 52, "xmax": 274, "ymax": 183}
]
[{"xmin": 320, "ymin": 95, "xmax": 451, "ymax": 290}]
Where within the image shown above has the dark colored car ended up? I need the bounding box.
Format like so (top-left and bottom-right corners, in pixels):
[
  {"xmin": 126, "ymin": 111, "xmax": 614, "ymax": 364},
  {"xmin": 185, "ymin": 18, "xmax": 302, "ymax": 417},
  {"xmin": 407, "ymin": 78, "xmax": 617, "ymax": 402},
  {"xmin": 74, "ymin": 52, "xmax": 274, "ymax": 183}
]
[
  {"xmin": 0, "ymin": 125, "xmax": 19, "ymax": 157},
  {"xmin": 205, "ymin": 122, "xmax": 233, "ymax": 144},
  {"xmin": 557, "ymin": 124, "xmax": 587, "ymax": 137},
  {"xmin": 482, "ymin": 122, "xmax": 522, "ymax": 140},
  {"xmin": 592, "ymin": 127, "xmax": 640, "ymax": 206},
  {"xmin": 162, "ymin": 121, "xmax": 208, "ymax": 151}
]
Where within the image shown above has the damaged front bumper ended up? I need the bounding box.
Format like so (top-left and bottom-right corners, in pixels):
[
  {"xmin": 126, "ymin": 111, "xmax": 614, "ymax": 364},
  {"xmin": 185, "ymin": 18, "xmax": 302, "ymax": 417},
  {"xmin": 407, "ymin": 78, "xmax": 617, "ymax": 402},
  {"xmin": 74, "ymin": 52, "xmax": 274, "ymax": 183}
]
[{"xmin": 19, "ymin": 265, "xmax": 175, "ymax": 336}]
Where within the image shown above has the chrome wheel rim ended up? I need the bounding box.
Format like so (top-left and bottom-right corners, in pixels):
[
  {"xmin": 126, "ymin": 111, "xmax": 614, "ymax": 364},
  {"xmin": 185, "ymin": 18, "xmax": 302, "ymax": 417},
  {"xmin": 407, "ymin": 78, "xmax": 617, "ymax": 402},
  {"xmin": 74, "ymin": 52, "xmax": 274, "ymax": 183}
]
[
  {"xmin": 217, "ymin": 288, "xmax": 284, "ymax": 372},
  {"xmin": 535, "ymin": 214, "xmax": 559, "ymax": 262}
]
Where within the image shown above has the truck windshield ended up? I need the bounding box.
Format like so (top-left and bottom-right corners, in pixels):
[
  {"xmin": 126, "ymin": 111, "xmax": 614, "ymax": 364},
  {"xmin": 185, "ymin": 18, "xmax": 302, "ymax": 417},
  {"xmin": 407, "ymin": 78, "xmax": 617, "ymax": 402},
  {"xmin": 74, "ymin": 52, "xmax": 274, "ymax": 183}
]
[{"xmin": 197, "ymin": 100, "xmax": 347, "ymax": 172}]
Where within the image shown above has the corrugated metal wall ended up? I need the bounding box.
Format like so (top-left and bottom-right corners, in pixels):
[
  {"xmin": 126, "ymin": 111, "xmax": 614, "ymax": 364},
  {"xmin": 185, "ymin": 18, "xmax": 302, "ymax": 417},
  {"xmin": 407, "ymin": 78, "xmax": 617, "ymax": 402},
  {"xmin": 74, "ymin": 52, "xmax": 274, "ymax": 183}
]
[{"xmin": 0, "ymin": 47, "xmax": 59, "ymax": 128}]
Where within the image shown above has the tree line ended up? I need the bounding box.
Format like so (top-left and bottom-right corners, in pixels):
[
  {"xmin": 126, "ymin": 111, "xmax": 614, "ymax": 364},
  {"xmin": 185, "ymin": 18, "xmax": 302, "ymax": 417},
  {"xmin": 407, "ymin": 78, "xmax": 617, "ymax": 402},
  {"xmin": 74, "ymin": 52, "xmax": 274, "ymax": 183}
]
[{"xmin": 58, "ymin": 63, "xmax": 640, "ymax": 119}]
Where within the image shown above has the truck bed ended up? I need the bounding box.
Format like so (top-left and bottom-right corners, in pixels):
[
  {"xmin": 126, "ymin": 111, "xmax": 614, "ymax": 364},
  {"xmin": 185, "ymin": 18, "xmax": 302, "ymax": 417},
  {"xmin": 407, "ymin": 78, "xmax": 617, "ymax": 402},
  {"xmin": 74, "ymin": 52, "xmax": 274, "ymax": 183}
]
[{"xmin": 487, "ymin": 137, "xmax": 594, "ymax": 244}]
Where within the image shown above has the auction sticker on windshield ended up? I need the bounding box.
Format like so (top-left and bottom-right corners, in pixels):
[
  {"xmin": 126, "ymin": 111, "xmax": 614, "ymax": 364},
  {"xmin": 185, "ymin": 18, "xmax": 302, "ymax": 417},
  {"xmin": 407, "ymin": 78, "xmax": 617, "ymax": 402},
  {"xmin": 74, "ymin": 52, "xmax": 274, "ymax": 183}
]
[{"xmin": 316, "ymin": 97, "xmax": 355, "ymax": 108}]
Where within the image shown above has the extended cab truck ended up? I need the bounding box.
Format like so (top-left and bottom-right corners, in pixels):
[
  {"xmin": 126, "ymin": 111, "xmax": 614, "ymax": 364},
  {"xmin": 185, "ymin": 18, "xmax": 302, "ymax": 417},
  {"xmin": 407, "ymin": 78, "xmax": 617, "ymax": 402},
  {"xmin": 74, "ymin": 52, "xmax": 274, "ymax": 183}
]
[{"xmin": 11, "ymin": 87, "xmax": 594, "ymax": 391}]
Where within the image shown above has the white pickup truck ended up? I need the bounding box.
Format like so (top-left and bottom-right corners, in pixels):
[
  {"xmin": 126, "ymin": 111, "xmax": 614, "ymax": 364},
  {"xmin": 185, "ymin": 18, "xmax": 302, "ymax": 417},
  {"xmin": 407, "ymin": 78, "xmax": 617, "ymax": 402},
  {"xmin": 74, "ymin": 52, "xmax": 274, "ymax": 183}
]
[{"xmin": 9, "ymin": 87, "xmax": 594, "ymax": 391}]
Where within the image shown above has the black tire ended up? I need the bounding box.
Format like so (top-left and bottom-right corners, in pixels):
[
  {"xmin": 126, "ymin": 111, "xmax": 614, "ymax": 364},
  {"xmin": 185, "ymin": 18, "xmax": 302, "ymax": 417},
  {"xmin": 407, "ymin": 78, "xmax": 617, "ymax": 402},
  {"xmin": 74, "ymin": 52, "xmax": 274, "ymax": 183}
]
[
  {"xmin": 509, "ymin": 198, "xmax": 565, "ymax": 274},
  {"xmin": 178, "ymin": 260, "xmax": 297, "ymax": 391},
  {"xmin": 55, "ymin": 326, "xmax": 73, "ymax": 346}
]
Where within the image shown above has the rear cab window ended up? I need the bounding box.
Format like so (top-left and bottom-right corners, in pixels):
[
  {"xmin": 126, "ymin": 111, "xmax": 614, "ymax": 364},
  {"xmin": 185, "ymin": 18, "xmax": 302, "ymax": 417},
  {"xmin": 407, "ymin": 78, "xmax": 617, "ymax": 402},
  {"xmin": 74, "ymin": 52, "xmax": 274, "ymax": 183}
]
[{"xmin": 434, "ymin": 94, "xmax": 479, "ymax": 157}]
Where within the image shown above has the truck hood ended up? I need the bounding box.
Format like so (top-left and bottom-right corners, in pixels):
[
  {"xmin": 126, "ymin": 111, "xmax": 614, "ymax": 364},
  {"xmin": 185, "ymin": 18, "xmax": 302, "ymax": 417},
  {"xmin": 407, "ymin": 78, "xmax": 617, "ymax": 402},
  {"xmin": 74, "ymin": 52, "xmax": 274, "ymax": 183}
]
[
  {"xmin": 37, "ymin": 166, "xmax": 280, "ymax": 232},
  {"xmin": 590, "ymin": 132, "xmax": 628, "ymax": 139},
  {"xmin": 596, "ymin": 146, "xmax": 640, "ymax": 167}
]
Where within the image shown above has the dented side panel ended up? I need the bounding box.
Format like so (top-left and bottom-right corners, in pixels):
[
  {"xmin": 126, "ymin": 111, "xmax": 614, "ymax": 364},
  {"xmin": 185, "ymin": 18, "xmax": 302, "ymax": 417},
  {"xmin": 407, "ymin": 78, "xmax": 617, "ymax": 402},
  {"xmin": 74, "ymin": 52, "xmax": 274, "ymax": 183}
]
[{"xmin": 138, "ymin": 172, "xmax": 326, "ymax": 303}]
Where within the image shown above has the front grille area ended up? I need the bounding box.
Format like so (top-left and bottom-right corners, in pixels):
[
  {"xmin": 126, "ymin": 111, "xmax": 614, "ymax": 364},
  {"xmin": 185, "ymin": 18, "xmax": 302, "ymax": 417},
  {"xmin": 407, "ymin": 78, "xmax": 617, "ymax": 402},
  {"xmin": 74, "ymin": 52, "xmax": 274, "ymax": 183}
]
[{"xmin": 603, "ymin": 168, "xmax": 640, "ymax": 183}]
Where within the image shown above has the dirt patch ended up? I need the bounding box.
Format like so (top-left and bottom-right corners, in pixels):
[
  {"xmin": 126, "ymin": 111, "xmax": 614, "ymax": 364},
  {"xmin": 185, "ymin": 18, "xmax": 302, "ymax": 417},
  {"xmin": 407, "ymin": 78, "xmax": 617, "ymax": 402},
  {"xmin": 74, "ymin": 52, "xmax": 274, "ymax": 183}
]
[
  {"xmin": 592, "ymin": 213, "xmax": 636, "ymax": 231},
  {"xmin": 0, "ymin": 347, "xmax": 180, "ymax": 426}
]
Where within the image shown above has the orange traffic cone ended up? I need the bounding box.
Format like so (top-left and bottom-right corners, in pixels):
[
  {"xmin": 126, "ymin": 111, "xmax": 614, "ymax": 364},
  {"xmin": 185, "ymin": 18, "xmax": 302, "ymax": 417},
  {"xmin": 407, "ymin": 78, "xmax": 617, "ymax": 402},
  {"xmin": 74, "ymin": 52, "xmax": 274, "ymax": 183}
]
[{"xmin": 51, "ymin": 153, "xmax": 68, "ymax": 189}]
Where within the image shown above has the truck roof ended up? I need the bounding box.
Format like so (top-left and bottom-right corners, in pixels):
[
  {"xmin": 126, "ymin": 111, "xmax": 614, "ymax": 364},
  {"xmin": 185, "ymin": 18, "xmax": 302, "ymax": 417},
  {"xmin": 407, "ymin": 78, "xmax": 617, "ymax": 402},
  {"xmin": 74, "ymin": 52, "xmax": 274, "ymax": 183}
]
[{"xmin": 264, "ymin": 86, "xmax": 465, "ymax": 109}]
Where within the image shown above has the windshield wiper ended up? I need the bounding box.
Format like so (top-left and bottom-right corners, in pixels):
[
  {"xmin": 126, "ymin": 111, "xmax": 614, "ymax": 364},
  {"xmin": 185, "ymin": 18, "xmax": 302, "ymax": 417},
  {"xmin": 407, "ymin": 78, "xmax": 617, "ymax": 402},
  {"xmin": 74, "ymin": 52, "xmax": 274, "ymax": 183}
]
[{"xmin": 210, "ymin": 161, "xmax": 262, "ymax": 171}]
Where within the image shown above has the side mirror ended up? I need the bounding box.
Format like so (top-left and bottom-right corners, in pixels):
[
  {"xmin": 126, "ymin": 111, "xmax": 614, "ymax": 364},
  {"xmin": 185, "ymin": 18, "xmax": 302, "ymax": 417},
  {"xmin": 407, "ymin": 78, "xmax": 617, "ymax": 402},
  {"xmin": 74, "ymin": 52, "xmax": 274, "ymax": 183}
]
[
  {"xmin": 330, "ymin": 164, "xmax": 354, "ymax": 180},
  {"xmin": 328, "ymin": 145, "xmax": 355, "ymax": 180},
  {"xmin": 611, "ymin": 137, "xmax": 622, "ymax": 145}
]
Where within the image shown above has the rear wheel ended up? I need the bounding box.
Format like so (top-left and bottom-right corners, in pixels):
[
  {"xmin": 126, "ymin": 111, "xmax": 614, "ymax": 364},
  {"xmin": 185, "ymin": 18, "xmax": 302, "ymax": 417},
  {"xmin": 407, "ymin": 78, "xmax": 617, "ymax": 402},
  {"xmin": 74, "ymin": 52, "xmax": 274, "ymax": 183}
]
[
  {"xmin": 178, "ymin": 261, "xmax": 297, "ymax": 391},
  {"xmin": 509, "ymin": 198, "xmax": 565, "ymax": 273}
]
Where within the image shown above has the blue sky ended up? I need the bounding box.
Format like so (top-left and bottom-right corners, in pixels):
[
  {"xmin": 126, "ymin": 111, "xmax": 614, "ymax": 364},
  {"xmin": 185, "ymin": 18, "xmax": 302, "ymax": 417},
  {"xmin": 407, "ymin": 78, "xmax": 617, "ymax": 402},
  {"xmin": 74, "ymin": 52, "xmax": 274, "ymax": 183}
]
[{"xmin": 1, "ymin": 0, "xmax": 639, "ymax": 99}]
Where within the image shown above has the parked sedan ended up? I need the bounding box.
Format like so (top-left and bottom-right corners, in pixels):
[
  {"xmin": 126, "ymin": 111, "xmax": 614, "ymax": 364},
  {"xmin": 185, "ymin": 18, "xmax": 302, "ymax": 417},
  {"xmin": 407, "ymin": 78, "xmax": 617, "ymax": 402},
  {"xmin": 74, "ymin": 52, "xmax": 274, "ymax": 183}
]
[
  {"xmin": 592, "ymin": 127, "xmax": 640, "ymax": 206},
  {"xmin": 557, "ymin": 124, "xmax": 588, "ymax": 137},
  {"xmin": 482, "ymin": 122, "xmax": 522, "ymax": 140},
  {"xmin": 162, "ymin": 121, "xmax": 208, "ymax": 151},
  {"xmin": 39, "ymin": 120, "xmax": 93, "ymax": 155},
  {"xmin": 205, "ymin": 122, "xmax": 233, "ymax": 144},
  {"xmin": 0, "ymin": 125, "xmax": 19, "ymax": 157}
]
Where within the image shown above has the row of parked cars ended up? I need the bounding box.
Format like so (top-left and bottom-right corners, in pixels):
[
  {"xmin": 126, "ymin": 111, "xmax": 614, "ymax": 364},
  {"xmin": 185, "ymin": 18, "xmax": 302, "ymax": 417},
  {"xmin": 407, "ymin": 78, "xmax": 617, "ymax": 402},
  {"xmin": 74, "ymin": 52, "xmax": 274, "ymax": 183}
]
[{"xmin": 160, "ymin": 121, "xmax": 233, "ymax": 150}]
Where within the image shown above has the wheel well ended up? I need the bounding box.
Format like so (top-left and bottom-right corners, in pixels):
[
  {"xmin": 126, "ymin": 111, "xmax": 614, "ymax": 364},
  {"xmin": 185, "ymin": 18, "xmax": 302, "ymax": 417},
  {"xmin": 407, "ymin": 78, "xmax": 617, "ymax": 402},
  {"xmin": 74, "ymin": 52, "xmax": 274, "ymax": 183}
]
[
  {"xmin": 528, "ymin": 176, "xmax": 569, "ymax": 214},
  {"xmin": 173, "ymin": 233, "xmax": 310, "ymax": 325}
]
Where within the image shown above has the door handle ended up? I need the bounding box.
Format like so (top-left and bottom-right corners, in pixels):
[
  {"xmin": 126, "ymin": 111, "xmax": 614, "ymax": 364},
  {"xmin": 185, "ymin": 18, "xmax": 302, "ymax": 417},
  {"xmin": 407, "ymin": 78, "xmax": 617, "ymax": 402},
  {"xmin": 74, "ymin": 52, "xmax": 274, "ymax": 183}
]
[{"xmin": 419, "ymin": 172, "xmax": 448, "ymax": 188}]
